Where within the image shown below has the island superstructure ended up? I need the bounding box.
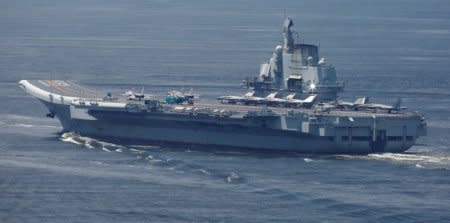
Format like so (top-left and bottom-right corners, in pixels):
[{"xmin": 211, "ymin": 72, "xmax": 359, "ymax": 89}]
[
  {"xmin": 18, "ymin": 17, "xmax": 427, "ymax": 154},
  {"xmin": 241, "ymin": 17, "xmax": 343, "ymax": 102}
]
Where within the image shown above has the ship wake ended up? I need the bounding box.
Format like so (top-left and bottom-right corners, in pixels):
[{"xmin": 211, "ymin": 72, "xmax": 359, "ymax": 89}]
[
  {"xmin": 337, "ymin": 152, "xmax": 450, "ymax": 170},
  {"xmin": 60, "ymin": 132, "xmax": 126, "ymax": 152},
  {"xmin": 59, "ymin": 132, "xmax": 245, "ymax": 184}
]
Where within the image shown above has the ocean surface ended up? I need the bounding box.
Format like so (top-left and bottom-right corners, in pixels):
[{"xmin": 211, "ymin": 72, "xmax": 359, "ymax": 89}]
[{"xmin": 1, "ymin": 0, "xmax": 449, "ymax": 222}]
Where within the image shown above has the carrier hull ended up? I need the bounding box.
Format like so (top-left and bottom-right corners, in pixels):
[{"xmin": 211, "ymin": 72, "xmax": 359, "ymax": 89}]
[{"xmin": 40, "ymin": 100, "xmax": 411, "ymax": 154}]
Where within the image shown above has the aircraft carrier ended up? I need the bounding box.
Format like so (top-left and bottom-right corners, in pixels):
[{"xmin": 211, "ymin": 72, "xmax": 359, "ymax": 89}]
[{"xmin": 18, "ymin": 17, "xmax": 427, "ymax": 154}]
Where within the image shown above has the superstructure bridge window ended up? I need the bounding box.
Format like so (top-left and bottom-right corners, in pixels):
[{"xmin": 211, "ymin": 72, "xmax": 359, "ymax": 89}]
[
  {"xmin": 352, "ymin": 136, "xmax": 371, "ymax": 141},
  {"xmin": 341, "ymin": 136, "xmax": 371, "ymax": 141},
  {"xmin": 287, "ymin": 77, "xmax": 303, "ymax": 90},
  {"xmin": 387, "ymin": 136, "xmax": 402, "ymax": 141}
]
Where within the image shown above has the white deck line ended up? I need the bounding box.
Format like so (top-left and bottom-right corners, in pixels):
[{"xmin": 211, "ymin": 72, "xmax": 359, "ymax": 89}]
[{"xmin": 19, "ymin": 80, "xmax": 78, "ymax": 105}]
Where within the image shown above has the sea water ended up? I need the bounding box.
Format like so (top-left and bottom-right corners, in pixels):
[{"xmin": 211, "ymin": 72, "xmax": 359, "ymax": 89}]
[{"xmin": 1, "ymin": 0, "xmax": 449, "ymax": 222}]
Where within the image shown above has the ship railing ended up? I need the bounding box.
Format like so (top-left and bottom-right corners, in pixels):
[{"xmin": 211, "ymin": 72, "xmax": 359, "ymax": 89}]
[
  {"xmin": 164, "ymin": 106, "xmax": 235, "ymax": 118},
  {"xmin": 314, "ymin": 81, "xmax": 345, "ymax": 89}
]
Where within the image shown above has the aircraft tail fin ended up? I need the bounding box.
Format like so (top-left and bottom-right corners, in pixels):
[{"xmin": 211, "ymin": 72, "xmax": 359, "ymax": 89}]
[
  {"xmin": 354, "ymin": 96, "xmax": 367, "ymax": 105},
  {"xmin": 393, "ymin": 98, "xmax": 402, "ymax": 110},
  {"xmin": 302, "ymin": 95, "xmax": 317, "ymax": 103},
  {"xmin": 244, "ymin": 91, "xmax": 255, "ymax": 97}
]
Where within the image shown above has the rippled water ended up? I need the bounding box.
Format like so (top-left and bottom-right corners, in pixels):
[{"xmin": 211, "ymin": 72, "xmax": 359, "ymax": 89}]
[{"xmin": 1, "ymin": 0, "xmax": 449, "ymax": 222}]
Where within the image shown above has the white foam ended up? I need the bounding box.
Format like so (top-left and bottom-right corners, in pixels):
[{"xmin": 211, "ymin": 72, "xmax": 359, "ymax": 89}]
[
  {"xmin": 39, "ymin": 125, "xmax": 60, "ymax": 129},
  {"xmin": 368, "ymin": 153, "xmax": 449, "ymax": 165},
  {"xmin": 60, "ymin": 132, "xmax": 125, "ymax": 151},
  {"xmin": 130, "ymin": 145, "xmax": 160, "ymax": 150},
  {"xmin": 14, "ymin": 123, "xmax": 34, "ymax": 128},
  {"xmin": 226, "ymin": 172, "xmax": 240, "ymax": 183},
  {"xmin": 98, "ymin": 141, "xmax": 124, "ymax": 149},
  {"xmin": 338, "ymin": 153, "xmax": 450, "ymax": 168},
  {"xmin": 130, "ymin": 148, "xmax": 145, "ymax": 154},
  {"xmin": 149, "ymin": 159, "xmax": 163, "ymax": 163},
  {"xmin": 83, "ymin": 139, "xmax": 95, "ymax": 149},
  {"xmin": 60, "ymin": 133, "xmax": 83, "ymax": 145},
  {"xmin": 197, "ymin": 169, "xmax": 211, "ymax": 175},
  {"xmin": 90, "ymin": 161, "xmax": 104, "ymax": 166}
]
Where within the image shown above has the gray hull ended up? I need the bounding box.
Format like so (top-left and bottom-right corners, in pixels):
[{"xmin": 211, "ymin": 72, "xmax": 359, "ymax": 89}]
[{"xmin": 41, "ymin": 100, "xmax": 417, "ymax": 154}]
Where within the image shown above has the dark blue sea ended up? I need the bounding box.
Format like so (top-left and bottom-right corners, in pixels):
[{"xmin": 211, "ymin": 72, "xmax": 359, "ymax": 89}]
[{"xmin": 1, "ymin": 0, "xmax": 449, "ymax": 222}]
